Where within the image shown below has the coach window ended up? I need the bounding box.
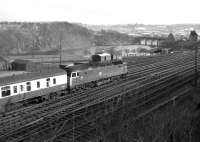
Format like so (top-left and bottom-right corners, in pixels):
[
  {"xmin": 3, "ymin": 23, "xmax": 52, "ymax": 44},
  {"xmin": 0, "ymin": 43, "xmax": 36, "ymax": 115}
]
[
  {"xmin": 1, "ymin": 86, "xmax": 11, "ymax": 97},
  {"xmin": 37, "ymin": 81, "xmax": 40, "ymax": 88},
  {"xmin": 46, "ymin": 78, "xmax": 50, "ymax": 87},
  {"xmin": 26, "ymin": 82, "xmax": 31, "ymax": 91},
  {"xmin": 20, "ymin": 85, "xmax": 24, "ymax": 92},
  {"xmin": 53, "ymin": 78, "xmax": 56, "ymax": 84},
  {"xmin": 71, "ymin": 72, "xmax": 76, "ymax": 78},
  {"xmin": 13, "ymin": 86, "xmax": 17, "ymax": 94}
]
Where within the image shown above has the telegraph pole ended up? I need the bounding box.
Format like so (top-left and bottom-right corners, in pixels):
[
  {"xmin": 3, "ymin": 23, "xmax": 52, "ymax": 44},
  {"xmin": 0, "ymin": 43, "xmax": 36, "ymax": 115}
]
[
  {"xmin": 59, "ymin": 34, "xmax": 62, "ymax": 66},
  {"xmin": 59, "ymin": 38, "xmax": 62, "ymax": 65},
  {"xmin": 195, "ymin": 44, "xmax": 198, "ymax": 87},
  {"xmin": 189, "ymin": 30, "xmax": 198, "ymax": 87}
]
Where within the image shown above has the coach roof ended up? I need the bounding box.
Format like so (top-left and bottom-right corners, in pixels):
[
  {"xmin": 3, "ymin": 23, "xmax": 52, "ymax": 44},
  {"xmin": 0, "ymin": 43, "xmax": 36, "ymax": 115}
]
[{"xmin": 0, "ymin": 68, "xmax": 66, "ymax": 86}]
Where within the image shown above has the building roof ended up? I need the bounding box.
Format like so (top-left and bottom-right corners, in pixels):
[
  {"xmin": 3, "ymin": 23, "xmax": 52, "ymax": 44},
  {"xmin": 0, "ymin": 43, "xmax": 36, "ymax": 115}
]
[
  {"xmin": 138, "ymin": 36, "xmax": 166, "ymax": 40},
  {"xmin": 11, "ymin": 59, "xmax": 31, "ymax": 64},
  {"xmin": 61, "ymin": 63, "xmax": 90, "ymax": 72},
  {"xmin": 61, "ymin": 60, "xmax": 123, "ymax": 73},
  {"xmin": 0, "ymin": 68, "xmax": 66, "ymax": 86},
  {"xmin": 0, "ymin": 71, "xmax": 27, "ymax": 78},
  {"xmin": 97, "ymin": 53, "xmax": 111, "ymax": 57}
]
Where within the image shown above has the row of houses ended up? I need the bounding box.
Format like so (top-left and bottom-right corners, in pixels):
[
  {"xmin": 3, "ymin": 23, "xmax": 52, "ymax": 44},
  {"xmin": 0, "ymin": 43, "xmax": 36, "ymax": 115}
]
[{"xmin": 139, "ymin": 37, "xmax": 166, "ymax": 47}]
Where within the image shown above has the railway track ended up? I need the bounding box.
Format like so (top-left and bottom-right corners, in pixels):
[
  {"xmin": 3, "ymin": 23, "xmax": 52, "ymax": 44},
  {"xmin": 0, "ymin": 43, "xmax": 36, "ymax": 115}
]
[
  {"xmin": 1, "ymin": 60, "xmax": 200, "ymax": 141},
  {"xmin": 0, "ymin": 54, "xmax": 169, "ymax": 117},
  {"xmin": 42, "ymin": 61, "xmax": 197, "ymax": 142},
  {"xmin": 0, "ymin": 52, "xmax": 199, "ymax": 141},
  {"xmin": 1, "ymin": 53, "xmax": 192, "ymax": 119},
  {"xmin": 49, "ymin": 61, "xmax": 196, "ymax": 141},
  {"xmin": 0, "ymin": 53, "xmax": 193, "ymax": 124},
  {"xmin": 0, "ymin": 53, "xmax": 185, "ymax": 119},
  {"xmin": 0, "ymin": 55, "xmax": 196, "ymax": 120}
]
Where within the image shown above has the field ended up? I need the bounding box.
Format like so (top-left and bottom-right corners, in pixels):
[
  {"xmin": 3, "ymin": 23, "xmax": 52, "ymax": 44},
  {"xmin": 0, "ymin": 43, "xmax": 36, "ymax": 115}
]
[
  {"xmin": 3, "ymin": 45, "xmax": 154, "ymax": 65},
  {"xmin": 5, "ymin": 48, "xmax": 89, "ymax": 64}
]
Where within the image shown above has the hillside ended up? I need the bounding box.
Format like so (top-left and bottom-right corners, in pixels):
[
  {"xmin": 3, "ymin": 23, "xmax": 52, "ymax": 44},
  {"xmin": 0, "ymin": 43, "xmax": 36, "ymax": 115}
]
[
  {"xmin": 81, "ymin": 24, "xmax": 200, "ymax": 39},
  {"xmin": 0, "ymin": 22, "xmax": 94, "ymax": 55},
  {"xmin": 94, "ymin": 30, "xmax": 135, "ymax": 46},
  {"xmin": 0, "ymin": 22, "xmax": 135, "ymax": 56}
]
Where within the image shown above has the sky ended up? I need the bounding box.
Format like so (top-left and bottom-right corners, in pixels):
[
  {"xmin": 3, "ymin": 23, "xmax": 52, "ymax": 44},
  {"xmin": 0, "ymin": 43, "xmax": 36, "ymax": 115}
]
[{"xmin": 0, "ymin": 0, "xmax": 200, "ymax": 25}]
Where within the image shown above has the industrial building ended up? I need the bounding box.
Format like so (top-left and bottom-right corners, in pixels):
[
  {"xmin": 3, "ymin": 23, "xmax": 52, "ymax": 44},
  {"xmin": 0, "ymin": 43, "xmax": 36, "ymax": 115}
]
[{"xmin": 11, "ymin": 59, "xmax": 58, "ymax": 72}]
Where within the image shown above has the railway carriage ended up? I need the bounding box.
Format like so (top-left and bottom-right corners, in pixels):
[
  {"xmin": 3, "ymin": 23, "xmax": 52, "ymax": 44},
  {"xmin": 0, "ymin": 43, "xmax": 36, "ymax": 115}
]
[{"xmin": 0, "ymin": 69, "xmax": 67, "ymax": 112}]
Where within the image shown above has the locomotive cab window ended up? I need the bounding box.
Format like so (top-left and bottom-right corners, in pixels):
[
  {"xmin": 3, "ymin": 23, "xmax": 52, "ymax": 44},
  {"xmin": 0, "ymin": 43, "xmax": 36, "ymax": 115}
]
[
  {"xmin": 71, "ymin": 72, "xmax": 76, "ymax": 77},
  {"xmin": 77, "ymin": 72, "xmax": 80, "ymax": 77},
  {"xmin": 1, "ymin": 86, "xmax": 11, "ymax": 97}
]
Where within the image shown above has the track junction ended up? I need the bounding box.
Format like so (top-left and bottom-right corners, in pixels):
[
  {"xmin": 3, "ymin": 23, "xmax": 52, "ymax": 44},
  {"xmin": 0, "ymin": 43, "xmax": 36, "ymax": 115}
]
[{"xmin": 0, "ymin": 52, "xmax": 199, "ymax": 142}]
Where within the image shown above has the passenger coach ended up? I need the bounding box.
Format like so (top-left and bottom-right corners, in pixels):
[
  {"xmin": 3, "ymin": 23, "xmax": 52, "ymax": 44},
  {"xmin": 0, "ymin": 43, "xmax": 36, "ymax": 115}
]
[{"xmin": 0, "ymin": 69, "xmax": 67, "ymax": 111}]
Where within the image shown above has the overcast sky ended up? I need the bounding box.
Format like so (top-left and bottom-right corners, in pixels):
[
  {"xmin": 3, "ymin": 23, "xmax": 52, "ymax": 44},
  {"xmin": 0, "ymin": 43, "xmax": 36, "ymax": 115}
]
[{"xmin": 0, "ymin": 0, "xmax": 199, "ymax": 25}]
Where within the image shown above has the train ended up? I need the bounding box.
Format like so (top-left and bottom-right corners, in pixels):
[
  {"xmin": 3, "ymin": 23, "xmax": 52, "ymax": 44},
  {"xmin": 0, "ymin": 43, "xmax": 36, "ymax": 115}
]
[{"xmin": 0, "ymin": 53, "xmax": 127, "ymax": 112}]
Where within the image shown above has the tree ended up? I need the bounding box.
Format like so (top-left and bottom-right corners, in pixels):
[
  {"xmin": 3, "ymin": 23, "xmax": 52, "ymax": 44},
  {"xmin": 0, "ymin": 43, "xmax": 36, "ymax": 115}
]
[
  {"xmin": 107, "ymin": 47, "xmax": 116, "ymax": 55},
  {"xmin": 189, "ymin": 30, "xmax": 198, "ymax": 42},
  {"xmin": 183, "ymin": 30, "xmax": 199, "ymax": 50},
  {"xmin": 168, "ymin": 33, "xmax": 175, "ymax": 42},
  {"xmin": 161, "ymin": 33, "xmax": 176, "ymax": 48}
]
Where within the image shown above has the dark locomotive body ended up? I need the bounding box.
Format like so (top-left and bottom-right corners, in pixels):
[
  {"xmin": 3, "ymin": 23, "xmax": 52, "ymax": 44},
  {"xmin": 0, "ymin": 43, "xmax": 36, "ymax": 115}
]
[
  {"xmin": 67, "ymin": 61, "xmax": 127, "ymax": 89},
  {"xmin": 63, "ymin": 53, "xmax": 127, "ymax": 89}
]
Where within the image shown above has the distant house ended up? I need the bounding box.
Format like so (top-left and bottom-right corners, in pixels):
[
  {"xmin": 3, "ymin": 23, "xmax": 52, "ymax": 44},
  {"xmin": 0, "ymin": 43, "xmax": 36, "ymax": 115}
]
[
  {"xmin": 139, "ymin": 36, "xmax": 166, "ymax": 47},
  {"xmin": 116, "ymin": 45, "xmax": 152, "ymax": 57},
  {"xmin": 91, "ymin": 53, "xmax": 112, "ymax": 62},
  {"xmin": 0, "ymin": 56, "xmax": 10, "ymax": 70}
]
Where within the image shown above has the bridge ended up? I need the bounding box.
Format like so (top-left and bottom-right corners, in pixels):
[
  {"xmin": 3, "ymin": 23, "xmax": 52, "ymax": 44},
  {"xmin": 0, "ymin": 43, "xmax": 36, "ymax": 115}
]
[{"xmin": 0, "ymin": 52, "xmax": 199, "ymax": 142}]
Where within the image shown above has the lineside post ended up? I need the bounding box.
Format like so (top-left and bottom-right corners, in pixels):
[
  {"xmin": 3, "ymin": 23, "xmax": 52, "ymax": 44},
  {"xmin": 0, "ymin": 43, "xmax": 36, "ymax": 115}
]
[
  {"xmin": 189, "ymin": 30, "xmax": 198, "ymax": 87},
  {"xmin": 195, "ymin": 45, "xmax": 198, "ymax": 87}
]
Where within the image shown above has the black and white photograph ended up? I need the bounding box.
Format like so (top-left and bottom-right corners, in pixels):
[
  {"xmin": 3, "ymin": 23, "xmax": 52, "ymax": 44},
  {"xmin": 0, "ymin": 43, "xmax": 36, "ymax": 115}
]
[{"xmin": 0, "ymin": 0, "xmax": 200, "ymax": 141}]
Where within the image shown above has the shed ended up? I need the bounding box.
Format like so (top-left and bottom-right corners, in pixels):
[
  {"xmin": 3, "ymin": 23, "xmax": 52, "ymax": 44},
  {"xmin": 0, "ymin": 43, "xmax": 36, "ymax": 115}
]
[
  {"xmin": 11, "ymin": 59, "xmax": 59, "ymax": 72},
  {"xmin": 91, "ymin": 53, "xmax": 111, "ymax": 62},
  {"xmin": 11, "ymin": 59, "xmax": 30, "ymax": 71}
]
